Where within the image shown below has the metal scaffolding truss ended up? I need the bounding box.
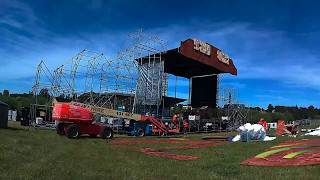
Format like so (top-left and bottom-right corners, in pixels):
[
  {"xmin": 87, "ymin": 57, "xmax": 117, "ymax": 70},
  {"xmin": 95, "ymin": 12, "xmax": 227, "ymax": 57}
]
[
  {"xmin": 30, "ymin": 61, "xmax": 56, "ymax": 126},
  {"xmin": 31, "ymin": 29, "xmax": 170, "ymax": 127},
  {"xmin": 218, "ymin": 78, "xmax": 252, "ymax": 130},
  {"xmin": 136, "ymin": 55, "xmax": 165, "ymax": 105},
  {"xmin": 33, "ymin": 61, "xmax": 57, "ymax": 98},
  {"xmin": 53, "ymin": 50, "xmax": 106, "ymax": 100},
  {"xmin": 125, "ymin": 29, "xmax": 168, "ymax": 53},
  {"xmin": 118, "ymin": 29, "xmax": 168, "ymax": 115},
  {"xmin": 92, "ymin": 29, "xmax": 169, "ymax": 113}
]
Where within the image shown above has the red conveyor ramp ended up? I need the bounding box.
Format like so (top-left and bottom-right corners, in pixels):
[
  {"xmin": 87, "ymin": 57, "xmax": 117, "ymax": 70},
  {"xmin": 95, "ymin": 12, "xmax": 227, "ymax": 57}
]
[{"xmin": 142, "ymin": 116, "xmax": 167, "ymax": 133}]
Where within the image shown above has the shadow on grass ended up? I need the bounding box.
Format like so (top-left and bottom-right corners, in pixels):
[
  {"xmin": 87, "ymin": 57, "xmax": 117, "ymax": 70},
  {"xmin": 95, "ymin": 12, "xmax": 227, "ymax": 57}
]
[
  {"xmin": 79, "ymin": 136, "xmax": 100, "ymax": 139},
  {"xmin": 1, "ymin": 127, "xmax": 29, "ymax": 131},
  {"xmin": 79, "ymin": 135, "xmax": 124, "ymax": 140}
]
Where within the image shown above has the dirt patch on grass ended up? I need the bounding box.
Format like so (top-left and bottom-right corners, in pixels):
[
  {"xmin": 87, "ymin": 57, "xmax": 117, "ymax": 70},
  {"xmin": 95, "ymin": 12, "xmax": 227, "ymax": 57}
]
[{"xmin": 110, "ymin": 139, "xmax": 229, "ymax": 160}]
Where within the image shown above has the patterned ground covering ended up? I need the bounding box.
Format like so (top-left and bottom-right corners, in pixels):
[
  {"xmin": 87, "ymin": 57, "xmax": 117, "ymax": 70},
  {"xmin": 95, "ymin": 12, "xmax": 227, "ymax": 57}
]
[
  {"xmin": 109, "ymin": 139, "xmax": 229, "ymax": 160},
  {"xmin": 241, "ymin": 139, "xmax": 320, "ymax": 166}
]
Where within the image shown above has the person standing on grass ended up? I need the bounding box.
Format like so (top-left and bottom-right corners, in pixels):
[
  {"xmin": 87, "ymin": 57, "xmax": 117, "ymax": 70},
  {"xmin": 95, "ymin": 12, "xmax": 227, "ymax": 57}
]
[
  {"xmin": 263, "ymin": 120, "xmax": 268, "ymax": 131},
  {"xmin": 183, "ymin": 120, "xmax": 189, "ymax": 137}
]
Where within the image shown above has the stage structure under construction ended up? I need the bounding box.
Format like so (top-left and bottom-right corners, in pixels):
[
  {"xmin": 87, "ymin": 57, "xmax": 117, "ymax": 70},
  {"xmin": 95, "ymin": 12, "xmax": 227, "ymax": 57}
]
[
  {"xmin": 31, "ymin": 30, "xmax": 174, "ymax": 125},
  {"xmin": 31, "ymin": 29, "xmax": 249, "ymax": 130}
]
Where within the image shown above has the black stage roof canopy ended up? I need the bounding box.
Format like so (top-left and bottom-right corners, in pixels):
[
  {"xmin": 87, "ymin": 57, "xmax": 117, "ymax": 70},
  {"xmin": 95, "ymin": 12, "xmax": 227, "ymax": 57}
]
[{"xmin": 138, "ymin": 39, "xmax": 237, "ymax": 79}]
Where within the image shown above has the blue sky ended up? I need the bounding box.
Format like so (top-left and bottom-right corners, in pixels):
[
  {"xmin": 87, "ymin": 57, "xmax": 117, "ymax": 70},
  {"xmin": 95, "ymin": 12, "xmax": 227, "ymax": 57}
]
[{"xmin": 1, "ymin": 0, "xmax": 320, "ymax": 108}]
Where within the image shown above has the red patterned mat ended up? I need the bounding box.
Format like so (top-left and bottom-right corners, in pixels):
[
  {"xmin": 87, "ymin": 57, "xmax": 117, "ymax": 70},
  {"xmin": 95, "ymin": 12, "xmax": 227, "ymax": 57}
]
[
  {"xmin": 110, "ymin": 139, "xmax": 229, "ymax": 160},
  {"xmin": 241, "ymin": 139, "xmax": 320, "ymax": 166}
]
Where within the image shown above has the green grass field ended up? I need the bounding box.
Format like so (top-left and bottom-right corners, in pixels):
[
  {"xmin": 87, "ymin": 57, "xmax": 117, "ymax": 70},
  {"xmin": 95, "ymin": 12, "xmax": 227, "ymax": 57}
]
[{"xmin": 1, "ymin": 121, "xmax": 320, "ymax": 180}]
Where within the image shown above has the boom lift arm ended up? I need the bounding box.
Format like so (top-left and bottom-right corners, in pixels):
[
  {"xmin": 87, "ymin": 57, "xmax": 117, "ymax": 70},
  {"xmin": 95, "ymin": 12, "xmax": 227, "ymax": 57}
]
[{"xmin": 70, "ymin": 102, "xmax": 168, "ymax": 132}]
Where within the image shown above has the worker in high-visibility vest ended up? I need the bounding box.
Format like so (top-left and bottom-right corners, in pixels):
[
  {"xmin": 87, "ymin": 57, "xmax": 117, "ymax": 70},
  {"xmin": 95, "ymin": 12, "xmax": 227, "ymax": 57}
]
[
  {"xmin": 263, "ymin": 121, "xmax": 268, "ymax": 131},
  {"xmin": 173, "ymin": 114, "xmax": 179, "ymax": 129},
  {"xmin": 257, "ymin": 118, "xmax": 263, "ymax": 125}
]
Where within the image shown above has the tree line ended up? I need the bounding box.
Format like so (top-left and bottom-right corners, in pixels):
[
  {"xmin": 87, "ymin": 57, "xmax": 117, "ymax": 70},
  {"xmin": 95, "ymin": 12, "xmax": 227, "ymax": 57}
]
[
  {"xmin": 1, "ymin": 89, "xmax": 319, "ymax": 123},
  {"xmin": 250, "ymin": 104, "xmax": 320, "ymax": 123},
  {"xmin": 0, "ymin": 90, "xmax": 48, "ymax": 113}
]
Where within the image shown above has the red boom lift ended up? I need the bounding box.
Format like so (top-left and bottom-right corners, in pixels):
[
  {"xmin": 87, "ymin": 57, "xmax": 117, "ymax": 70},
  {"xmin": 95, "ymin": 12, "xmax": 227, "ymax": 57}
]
[
  {"xmin": 53, "ymin": 104, "xmax": 114, "ymax": 139},
  {"xmin": 52, "ymin": 102, "xmax": 180, "ymax": 139}
]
